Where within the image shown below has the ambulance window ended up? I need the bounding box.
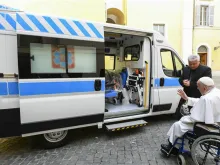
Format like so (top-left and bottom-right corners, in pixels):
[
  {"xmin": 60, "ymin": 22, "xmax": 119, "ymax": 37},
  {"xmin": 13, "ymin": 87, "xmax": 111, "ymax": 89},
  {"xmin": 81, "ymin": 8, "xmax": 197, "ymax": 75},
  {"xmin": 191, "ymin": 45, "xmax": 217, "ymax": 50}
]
[
  {"xmin": 30, "ymin": 43, "xmax": 66, "ymax": 74},
  {"xmin": 67, "ymin": 46, "xmax": 97, "ymax": 73},
  {"xmin": 173, "ymin": 53, "xmax": 184, "ymax": 77},
  {"xmin": 124, "ymin": 45, "xmax": 140, "ymax": 61},
  {"xmin": 17, "ymin": 35, "xmax": 104, "ymax": 79},
  {"xmin": 173, "ymin": 54, "xmax": 183, "ymax": 71},
  {"xmin": 105, "ymin": 55, "xmax": 115, "ymax": 70},
  {"xmin": 160, "ymin": 49, "xmax": 175, "ymax": 77}
]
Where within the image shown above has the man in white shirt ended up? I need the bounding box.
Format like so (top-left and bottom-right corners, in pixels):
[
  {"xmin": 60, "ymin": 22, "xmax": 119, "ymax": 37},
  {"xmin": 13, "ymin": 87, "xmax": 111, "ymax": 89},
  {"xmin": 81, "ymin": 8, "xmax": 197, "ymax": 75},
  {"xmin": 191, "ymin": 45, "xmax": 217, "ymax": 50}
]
[{"xmin": 161, "ymin": 77, "xmax": 220, "ymax": 155}]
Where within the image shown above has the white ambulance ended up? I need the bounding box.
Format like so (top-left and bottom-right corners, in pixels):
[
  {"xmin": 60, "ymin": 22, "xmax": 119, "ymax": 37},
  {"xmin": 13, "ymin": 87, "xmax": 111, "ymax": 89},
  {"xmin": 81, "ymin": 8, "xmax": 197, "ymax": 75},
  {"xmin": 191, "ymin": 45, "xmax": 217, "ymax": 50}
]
[{"xmin": 0, "ymin": 6, "xmax": 185, "ymax": 148}]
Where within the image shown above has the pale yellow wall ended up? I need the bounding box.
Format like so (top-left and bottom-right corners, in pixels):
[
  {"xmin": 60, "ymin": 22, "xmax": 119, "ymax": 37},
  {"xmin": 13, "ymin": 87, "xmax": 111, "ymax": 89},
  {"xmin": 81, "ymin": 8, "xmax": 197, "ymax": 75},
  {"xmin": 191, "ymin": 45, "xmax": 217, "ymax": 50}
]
[
  {"xmin": 193, "ymin": 0, "xmax": 220, "ymax": 71},
  {"xmin": 126, "ymin": 0, "xmax": 183, "ymax": 56},
  {"xmin": 1, "ymin": 0, "xmax": 106, "ymax": 22},
  {"xmin": 193, "ymin": 29, "xmax": 220, "ymax": 71}
]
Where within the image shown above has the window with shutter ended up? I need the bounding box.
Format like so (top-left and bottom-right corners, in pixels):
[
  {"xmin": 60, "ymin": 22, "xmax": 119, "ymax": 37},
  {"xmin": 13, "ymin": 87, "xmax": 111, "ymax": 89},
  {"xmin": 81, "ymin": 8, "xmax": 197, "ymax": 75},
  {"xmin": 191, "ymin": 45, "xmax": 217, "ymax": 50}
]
[
  {"xmin": 209, "ymin": 5, "xmax": 214, "ymax": 26},
  {"xmin": 200, "ymin": 5, "xmax": 209, "ymax": 26},
  {"xmin": 195, "ymin": 5, "xmax": 201, "ymax": 26},
  {"xmin": 195, "ymin": 2, "xmax": 215, "ymax": 27}
]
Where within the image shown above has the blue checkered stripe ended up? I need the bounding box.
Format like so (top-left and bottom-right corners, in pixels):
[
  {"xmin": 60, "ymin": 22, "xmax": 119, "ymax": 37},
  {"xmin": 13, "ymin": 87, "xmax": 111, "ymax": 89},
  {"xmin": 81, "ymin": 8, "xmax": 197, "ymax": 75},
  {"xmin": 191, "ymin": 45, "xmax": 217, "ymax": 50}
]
[{"xmin": 0, "ymin": 12, "xmax": 104, "ymax": 39}]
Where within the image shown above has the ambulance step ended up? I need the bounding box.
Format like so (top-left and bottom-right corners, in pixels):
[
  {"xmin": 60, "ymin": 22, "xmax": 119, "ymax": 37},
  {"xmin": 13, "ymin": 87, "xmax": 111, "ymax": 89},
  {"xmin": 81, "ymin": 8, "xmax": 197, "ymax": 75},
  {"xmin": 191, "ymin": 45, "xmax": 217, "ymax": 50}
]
[{"xmin": 106, "ymin": 120, "xmax": 147, "ymax": 131}]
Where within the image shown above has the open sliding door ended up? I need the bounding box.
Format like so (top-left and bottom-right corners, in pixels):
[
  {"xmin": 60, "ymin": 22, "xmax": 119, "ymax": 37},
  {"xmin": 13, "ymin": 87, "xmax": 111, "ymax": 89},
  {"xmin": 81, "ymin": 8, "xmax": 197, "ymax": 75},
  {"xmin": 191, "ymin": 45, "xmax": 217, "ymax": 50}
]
[{"xmin": 17, "ymin": 35, "xmax": 105, "ymax": 136}]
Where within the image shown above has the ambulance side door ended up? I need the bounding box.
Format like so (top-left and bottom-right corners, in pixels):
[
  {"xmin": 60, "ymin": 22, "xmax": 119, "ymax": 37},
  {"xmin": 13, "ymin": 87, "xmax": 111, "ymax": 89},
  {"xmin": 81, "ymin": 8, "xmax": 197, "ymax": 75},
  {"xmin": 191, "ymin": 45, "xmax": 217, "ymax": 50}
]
[{"xmin": 154, "ymin": 46, "xmax": 184, "ymax": 114}]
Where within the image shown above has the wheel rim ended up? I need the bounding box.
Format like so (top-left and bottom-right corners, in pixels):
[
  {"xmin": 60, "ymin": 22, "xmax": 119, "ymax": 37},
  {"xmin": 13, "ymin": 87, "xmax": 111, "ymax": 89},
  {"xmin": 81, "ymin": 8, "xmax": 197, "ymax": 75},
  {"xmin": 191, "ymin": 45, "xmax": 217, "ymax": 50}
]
[
  {"xmin": 44, "ymin": 130, "xmax": 68, "ymax": 143},
  {"xmin": 191, "ymin": 135, "xmax": 220, "ymax": 165}
]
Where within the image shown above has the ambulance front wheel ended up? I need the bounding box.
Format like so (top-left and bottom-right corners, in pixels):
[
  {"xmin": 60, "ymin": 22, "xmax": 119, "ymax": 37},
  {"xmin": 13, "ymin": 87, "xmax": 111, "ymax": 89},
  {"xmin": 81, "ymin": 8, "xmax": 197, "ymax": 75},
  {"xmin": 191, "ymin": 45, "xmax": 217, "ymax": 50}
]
[{"xmin": 40, "ymin": 130, "xmax": 69, "ymax": 149}]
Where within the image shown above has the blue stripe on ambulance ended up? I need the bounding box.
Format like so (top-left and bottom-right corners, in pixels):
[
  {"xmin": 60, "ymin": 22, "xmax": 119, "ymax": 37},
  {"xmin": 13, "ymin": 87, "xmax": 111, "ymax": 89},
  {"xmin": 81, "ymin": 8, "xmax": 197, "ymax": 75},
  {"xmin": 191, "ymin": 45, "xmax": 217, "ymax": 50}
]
[
  {"xmin": 0, "ymin": 82, "xmax": 8, "ymax": 95},
  {"xmin": 17, "ymin": 14, "xmax": 33, "ymax": 31},
  {"xmin": 19, "ymin": 81, "xmax": 105, "ymax": 96},
  {"xmin": 0, "ymin": 81, "xmax": 105, "ymax": 96},
  {"xmin": 154, "ymin": 78, "xmax": 180, "ymax": 87},
  {"xmin": 5, "ymin": 14, "xmax": 16, "ymax": 30},
  {"xmin": 73, "ymin": 21, "xmax": 91, "ymax": 37},
  {"xmin": 1, "ymin": 11, "xmax": 104, "ymax": 39},
  {"xmin": 59, "ymin": 18, "xmax": 78, "ymax": 36},
  {"xmin": 8, "ymin": 82, "xmax": 19, "ymax": 95},
  {"xmin": 87, "ymin": 23, "xmax": 103, "ymax": 39},
  {"xmin": 43, "ymin": 16, "xmax": 64, "ymax": 34},
  {"xmin": 27, "ymin": 14, "xmax": 48, "ymax": 32},
  {"xmin": 0, "ymin": 23, "xmax": 5, "ymax": 30}
]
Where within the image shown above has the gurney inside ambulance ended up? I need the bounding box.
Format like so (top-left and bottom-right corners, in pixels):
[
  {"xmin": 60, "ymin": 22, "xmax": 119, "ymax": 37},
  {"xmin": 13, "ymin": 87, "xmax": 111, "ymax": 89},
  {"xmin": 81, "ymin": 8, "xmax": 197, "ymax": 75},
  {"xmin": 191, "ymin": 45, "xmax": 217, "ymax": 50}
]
[{"xmin": 104, "ymin": 33, "xmax": 150, "ymax": 115}]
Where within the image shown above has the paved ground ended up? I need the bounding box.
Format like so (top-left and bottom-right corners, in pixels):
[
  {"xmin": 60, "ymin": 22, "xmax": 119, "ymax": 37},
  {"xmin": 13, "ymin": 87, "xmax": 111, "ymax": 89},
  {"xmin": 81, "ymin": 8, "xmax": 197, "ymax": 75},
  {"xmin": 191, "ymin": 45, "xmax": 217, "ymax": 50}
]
[
  {"xmin": 0, "ymin": 116, "xmax": 195, "ymax": 165},
  {"xmin": 0, "ymin": 75, "xmax": 219, "ymax": 165}
]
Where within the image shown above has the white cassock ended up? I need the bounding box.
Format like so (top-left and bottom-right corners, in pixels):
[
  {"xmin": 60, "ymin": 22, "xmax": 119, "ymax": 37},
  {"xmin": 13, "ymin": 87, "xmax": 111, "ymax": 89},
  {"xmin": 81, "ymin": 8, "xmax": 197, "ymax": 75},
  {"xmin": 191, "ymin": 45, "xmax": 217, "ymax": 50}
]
[{"xmin": 167, "ymin": 87, "xmax": 220, "ymax": 144}]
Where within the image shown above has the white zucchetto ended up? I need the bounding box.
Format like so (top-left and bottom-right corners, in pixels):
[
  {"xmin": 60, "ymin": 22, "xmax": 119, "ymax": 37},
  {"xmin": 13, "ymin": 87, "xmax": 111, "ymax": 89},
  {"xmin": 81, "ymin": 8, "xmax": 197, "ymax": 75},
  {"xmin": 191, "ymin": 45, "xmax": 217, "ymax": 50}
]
[{"xmin": 199, "ymin": 77, "xmax": 214, "ymax": 86}]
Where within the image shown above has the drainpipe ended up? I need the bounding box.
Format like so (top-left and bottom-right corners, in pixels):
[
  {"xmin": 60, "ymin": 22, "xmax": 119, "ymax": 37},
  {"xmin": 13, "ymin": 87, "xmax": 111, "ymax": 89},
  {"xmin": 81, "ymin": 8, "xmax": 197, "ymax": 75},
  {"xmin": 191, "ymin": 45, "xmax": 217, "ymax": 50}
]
[
  {"xmin": 192, "ymin": 0, "xmax": 195, "ymax": 54},
  {"xmin": 122, "ymin": 0, "xmax": 127, "ymax": 25}
]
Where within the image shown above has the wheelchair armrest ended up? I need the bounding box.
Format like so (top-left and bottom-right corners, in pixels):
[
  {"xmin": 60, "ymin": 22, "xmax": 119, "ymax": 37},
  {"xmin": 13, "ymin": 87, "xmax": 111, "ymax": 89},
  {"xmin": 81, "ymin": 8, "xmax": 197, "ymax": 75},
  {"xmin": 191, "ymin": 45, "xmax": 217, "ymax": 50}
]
[
  {"xmin": 193, "ymin": 122, "xmax": 205, "ymax": 128},
  {"xmin": 194, "ymin": 122, "xmax": 220, "ymax": 130},
  {"xmin": 193, "ymin": 122, "xmax": 205, "ymax": 134},
  {"xmin": 193, "ymin": 122, "xmax": 220, "ymax": 137}
]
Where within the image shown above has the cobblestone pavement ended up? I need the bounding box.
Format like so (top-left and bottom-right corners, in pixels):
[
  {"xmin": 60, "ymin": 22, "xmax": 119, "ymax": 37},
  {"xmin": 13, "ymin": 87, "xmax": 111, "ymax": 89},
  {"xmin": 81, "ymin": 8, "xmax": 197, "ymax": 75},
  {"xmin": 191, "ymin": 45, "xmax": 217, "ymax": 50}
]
[
  {"xmin": 0, "ymin": 116, "xmax": 195, "ymax": 165},
  {"xmin": 0, "ymin": 76, "xmax": 219, "ymax": 165}
]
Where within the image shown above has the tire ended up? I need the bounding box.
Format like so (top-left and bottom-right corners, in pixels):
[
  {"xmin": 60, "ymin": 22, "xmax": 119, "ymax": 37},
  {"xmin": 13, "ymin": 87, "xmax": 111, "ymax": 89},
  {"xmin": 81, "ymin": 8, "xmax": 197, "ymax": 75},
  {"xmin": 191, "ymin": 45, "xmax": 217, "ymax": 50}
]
[
  {"xmin": 191, "ymin": 135, "xmax": 220, "ymax": 165},
  {"xmin": 39, "ymin": 130, "xmax": 69, "ymax": 149},
  {"xmin": 113, "ymin": 98, "xmax": 118, "ymax": 105},
  {"xmin": 177, "ymin": 154, "xmax": 186, "ymax": 165}
]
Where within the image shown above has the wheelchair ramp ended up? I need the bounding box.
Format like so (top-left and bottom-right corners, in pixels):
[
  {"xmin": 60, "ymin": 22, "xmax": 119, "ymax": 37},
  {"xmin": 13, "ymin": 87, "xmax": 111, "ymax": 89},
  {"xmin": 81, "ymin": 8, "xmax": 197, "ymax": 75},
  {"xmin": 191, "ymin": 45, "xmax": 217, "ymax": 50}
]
[{"xmin": 105, "ymin": 120, "xmax": 147, "ymax": 131}]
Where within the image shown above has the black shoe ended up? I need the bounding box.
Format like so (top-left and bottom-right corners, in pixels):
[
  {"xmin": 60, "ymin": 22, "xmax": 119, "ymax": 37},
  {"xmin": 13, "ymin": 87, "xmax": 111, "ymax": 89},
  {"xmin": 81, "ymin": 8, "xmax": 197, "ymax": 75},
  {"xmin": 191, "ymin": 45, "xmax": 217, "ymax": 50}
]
[{"xmin": 161, "ymin": 144, "xmax": 179, "ymax": 156}]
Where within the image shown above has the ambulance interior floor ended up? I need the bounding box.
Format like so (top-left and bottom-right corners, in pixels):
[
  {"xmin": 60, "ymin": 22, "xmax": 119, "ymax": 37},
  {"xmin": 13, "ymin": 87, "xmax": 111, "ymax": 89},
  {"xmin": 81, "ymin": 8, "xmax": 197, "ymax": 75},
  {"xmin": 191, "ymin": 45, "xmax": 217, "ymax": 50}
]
[{"xmin": 105, "ymin": 102, "xmax": 144, "ymax": 113}]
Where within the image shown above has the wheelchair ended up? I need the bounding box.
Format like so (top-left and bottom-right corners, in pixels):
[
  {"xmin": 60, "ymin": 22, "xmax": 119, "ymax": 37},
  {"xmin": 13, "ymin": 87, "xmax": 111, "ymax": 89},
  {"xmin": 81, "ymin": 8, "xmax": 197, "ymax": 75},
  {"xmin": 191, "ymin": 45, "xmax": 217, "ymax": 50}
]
[{"xmin": 161, "ymin": 122, "xmax": 220, "ymax": 165}]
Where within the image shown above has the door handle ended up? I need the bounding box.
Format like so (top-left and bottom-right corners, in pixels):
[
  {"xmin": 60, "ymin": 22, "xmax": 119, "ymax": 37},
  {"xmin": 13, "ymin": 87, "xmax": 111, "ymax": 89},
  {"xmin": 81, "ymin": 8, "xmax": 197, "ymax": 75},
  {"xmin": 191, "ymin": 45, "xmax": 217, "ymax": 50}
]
[
  {"xmin": 160, "ymin": 77, "xmax": 164, "ymax": 86},
  {"xmin": 94, "ymin": 79, "xmax": 102, "ymax": 91}
]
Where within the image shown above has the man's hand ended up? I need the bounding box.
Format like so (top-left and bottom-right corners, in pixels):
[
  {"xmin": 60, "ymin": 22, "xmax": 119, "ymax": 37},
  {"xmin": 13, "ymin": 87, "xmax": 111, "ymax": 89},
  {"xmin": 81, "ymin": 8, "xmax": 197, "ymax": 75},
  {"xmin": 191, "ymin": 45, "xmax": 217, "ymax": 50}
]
[
  {"xmin": 177, "ymin": 89, "xmax": 188, "ymax": 101},
  {"xmin": 183, "ymin": 80, "xmax": 190, "ymax": 87}
]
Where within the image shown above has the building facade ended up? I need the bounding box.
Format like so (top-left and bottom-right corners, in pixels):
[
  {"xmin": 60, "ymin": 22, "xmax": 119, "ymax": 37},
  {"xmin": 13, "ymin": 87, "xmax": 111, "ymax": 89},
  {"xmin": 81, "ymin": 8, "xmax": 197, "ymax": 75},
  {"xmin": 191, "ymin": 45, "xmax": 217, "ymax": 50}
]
[
  {"xmin": 0, "ymin": 0, "xmax": 106, "ymax": 22},
  {"xmin": 106, "ymin": 0, "xmax": 220, "ymax": 71},
  {"xmin": 1, "ymin": 0, "xmax": 220, "ymax": 70}
]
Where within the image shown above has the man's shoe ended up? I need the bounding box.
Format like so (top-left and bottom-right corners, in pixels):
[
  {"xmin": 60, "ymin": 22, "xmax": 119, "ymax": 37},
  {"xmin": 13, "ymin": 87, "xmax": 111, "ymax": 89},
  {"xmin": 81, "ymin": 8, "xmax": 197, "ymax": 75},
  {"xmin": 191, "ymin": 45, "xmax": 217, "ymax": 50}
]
[
  {"xmin": 161, "ymin": 144, "xmax": 171, "ymax": 151},
  {"xmin": 161, "ymin": 144, "xmax": 179, "ymax": 156}
]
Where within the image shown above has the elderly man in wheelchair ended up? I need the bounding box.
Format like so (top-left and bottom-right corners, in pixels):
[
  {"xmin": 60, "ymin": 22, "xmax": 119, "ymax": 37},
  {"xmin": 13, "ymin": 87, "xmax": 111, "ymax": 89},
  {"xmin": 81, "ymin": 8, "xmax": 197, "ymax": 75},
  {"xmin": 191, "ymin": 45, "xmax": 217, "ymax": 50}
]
[{"xmin": 161, "ymin": 77, "xmax": 220, "ymax": 165}]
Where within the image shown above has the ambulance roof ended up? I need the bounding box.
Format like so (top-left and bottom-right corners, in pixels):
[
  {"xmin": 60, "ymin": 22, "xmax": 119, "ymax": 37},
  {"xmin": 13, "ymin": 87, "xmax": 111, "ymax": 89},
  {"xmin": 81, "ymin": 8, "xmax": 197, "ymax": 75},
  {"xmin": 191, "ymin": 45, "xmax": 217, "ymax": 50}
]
[{"xmin": 0, "ymin": 5, "xmax": 166, "ymax": 44}]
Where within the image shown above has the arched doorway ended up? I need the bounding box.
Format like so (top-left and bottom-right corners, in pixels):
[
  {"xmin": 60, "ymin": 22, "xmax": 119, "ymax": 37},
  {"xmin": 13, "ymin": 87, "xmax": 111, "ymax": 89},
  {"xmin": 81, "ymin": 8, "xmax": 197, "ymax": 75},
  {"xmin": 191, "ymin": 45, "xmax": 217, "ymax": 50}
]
[
  {"xmin": 106, "ymin": 8, "xmax": 125, "ymax": 25},
  {"xmin": 198, "ymin": 45, "xmax": 208, "ymax": 65},
  {"xmin": 107, "ymin": 18, "xmax": 116, "ymax": 24}
]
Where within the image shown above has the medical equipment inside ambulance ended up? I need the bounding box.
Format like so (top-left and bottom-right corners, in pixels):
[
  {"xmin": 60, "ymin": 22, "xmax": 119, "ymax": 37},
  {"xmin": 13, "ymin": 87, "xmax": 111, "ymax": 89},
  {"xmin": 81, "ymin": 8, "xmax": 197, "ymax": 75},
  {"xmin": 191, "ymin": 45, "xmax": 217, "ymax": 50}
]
[
  {"xmin": 126, "ymin": 69, "xmax": 145, "ymax": 107},
  {"xmin": 104, "ymin": 33, "xmax": 148, "ymax": 113}
]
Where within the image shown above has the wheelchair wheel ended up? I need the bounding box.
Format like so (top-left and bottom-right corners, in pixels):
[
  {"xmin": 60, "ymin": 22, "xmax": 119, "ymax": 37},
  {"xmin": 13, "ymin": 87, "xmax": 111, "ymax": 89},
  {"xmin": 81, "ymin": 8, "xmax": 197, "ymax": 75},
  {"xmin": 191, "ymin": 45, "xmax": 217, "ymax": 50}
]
[
  {"xmin": 113, "ymin": 98, "xmax": 118, "ymax": 105},
  {"xmin": 191, "ymin": 135, "xmax": 220, "ymax": 165},
  {"xmin": 177, "ymin": 154, "xmax": 186, "ymax": 165}
]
